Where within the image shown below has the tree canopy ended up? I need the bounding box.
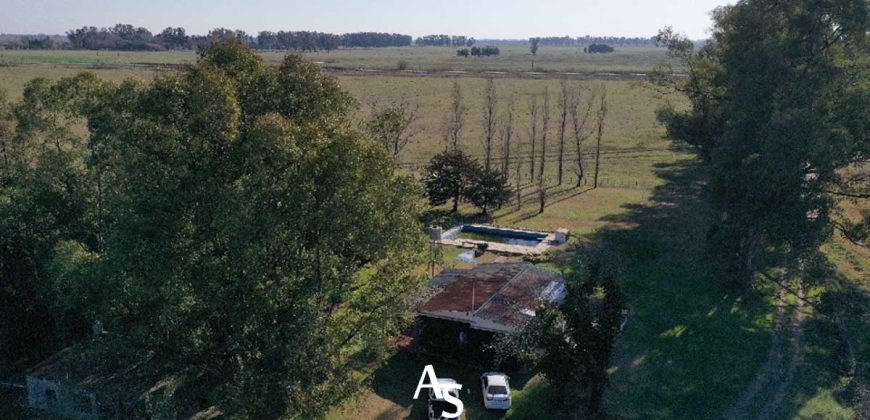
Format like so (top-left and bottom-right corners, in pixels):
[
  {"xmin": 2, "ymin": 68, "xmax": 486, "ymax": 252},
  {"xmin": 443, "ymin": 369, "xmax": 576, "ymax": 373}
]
[
  {"xmin": 653, "ymin": 0, "xmax": 869, "ymax": 291},
  {"xmin": 0, "ymin": 42, "xmax": 425, "ymax": 418},
  {"xmin": 507, "ymin": 254, "xmax": 626, "ymax": 416}
]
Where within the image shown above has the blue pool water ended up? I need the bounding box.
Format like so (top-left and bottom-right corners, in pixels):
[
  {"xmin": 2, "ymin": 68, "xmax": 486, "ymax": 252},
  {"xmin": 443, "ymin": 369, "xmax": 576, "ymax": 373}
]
[{"xmin": 451, "ymin": 225, "xmax": 545, "ymax": 247}]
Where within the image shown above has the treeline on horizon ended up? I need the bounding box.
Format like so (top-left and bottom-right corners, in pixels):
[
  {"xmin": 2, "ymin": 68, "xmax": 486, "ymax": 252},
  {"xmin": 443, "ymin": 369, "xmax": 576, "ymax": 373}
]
[
  {"xmin": 477, "ymin": 35, "xmax": 658, "ymax": 46},
  {"xmin": 0, "ymin": 24, "xmax": 663, "ymax": 51}
]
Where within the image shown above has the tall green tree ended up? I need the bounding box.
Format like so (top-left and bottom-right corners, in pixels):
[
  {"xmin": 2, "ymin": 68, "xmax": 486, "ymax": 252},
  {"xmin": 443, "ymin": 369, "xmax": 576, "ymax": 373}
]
[
  {"xmin": 465, "ymin": 168, "xmax": 511, "ymax": 215},
  {"xmin": 653, "ymin": 0, "xmax": 869, "ymax": 291},
  {"xmin": 511, "ymin": 256, "xmax": 626, "ymax": 416},
  {"xmin": 4, "ymin": 43, "xmax": 425, "ymax": 418},
  {"xmin": 98, "ymin": 43, "xmax": 422, "ymax": 417},
  {"xmin": 423, "ymin": 149, "xmax": 478, "ymax": 213},
  {"xmin": 0, "ymin": 74, "xmax": 111, "ymax": 374}
]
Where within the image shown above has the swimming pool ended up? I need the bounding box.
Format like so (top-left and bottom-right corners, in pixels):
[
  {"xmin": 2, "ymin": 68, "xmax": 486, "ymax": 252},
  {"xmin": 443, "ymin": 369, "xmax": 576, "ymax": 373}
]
[{"xmin": 446, "ymin": 225, "xmax": 547, "ymax": 248}]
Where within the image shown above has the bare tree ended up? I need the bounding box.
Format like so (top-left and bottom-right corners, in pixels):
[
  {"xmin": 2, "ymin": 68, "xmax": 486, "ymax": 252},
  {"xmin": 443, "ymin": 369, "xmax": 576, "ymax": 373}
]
[
  {"xmin": 364, "ymin": 96, "xmax": 420, "ymax": 160},
  {"xmin": 556, "ymin": 80, "xmax": 569, "ymax": 185},
  {"xmin": 482, "ymin": 78, "xmax": 497, "ymax": 171},
  {"xmin": 568, "ymin": 85, "xmax": 596, "ymax": 187},
  {"xmin": 501, "ymin": 97, "xmax": 515, "ymax": 176},
  {"xmin": 527, "ymin": 94, "xmax": 539, "ymax": 183},
  {"xmin": 539, "ymin": 88, "xmax": 550, "ymax": 214},
  {"xmin": 593, "ymin": 86, "xmax": 608, "ymax": 189},
  {"xmin": 515, "ymin": 140, "xmax": 523, "ymax": 209},
  {"xmin": 443, "ymin": 80, "xmax": 467, "ymax": 151}
]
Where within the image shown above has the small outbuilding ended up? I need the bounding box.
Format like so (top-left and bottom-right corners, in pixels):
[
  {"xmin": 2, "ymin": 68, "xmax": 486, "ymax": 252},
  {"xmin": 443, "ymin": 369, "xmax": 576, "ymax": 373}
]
[{"xmin": 23, "ymin": 335, "xmax": 158, "ymax": 419}]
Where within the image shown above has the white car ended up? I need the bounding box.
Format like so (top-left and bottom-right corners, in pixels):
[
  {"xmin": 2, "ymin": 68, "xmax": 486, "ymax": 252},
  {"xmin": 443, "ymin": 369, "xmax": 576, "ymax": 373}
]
[
  {"xmin": 428, "ymin": 378, "xmax": 461, "ymax": 420},
  {"xmin": 480, "ymin": 372, "xmax": 512, "ymax": 410}
]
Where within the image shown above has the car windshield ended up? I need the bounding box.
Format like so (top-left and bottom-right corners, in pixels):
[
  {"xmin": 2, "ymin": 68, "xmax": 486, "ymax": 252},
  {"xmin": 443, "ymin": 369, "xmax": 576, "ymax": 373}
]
[{"xmin": 488, "ymin": 385, "xmax": 508, "ymax": 395}]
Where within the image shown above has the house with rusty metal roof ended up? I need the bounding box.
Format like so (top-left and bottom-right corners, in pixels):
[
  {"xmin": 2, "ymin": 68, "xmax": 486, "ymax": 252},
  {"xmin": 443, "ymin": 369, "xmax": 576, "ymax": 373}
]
[{"xmin": 418, "ymin": 263, "xmax": 566, "ymax": 335}]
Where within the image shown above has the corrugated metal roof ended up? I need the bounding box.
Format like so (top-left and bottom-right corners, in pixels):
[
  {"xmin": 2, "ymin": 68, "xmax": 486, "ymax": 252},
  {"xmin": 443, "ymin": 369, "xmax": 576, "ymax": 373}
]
[{"xmin": 419, "ymin": 263, "xmax": 564, "ymax": 333}]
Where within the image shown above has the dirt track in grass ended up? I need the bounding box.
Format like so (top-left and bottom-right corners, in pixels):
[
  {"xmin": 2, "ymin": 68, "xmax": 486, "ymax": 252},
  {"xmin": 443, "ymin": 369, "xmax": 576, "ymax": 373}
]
[{"xmin": 723, "ymin": 279, "xmax": 806, "ymax": 420}]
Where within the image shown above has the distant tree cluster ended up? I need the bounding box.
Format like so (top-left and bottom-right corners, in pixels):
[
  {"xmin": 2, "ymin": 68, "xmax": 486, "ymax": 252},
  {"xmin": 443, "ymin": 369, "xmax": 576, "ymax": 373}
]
[
  {"xmin": 475, "ymin": 35, "xmax": 659, "ymax": 47},
  {"xmin": 256, "ymin": 31, "xmax": 339, "ymax": 51},
  {"xmin": 339, "ymin": 32, "xmax": 413, "ymax": 48},
  {"xmin": 63, "ymin": 25, "xmax": 251, "ymax": 50},
  {"xmin": 586, "ymin": 43, "xmax": 615, "ymax": 53},
  {"xmin": 0, "ymin": 35, "xmax": 62, "ymax": 49},
  {"xmin": 57, "ymin": 24, "xmax": 413, "ymax": 51},
  {"xmin": 536, "ymin": 35, "xmax": 648, "ymax": 47},
  {"xmin": 67, "ymin": 24, "xmax": 165, "ymax": 50},
  {"xmin": 456, "ymin": 45, "xmax": 500, "ymax": 57},
  {"xmin": 10, "ymin": 26, "xmax": 664, "ymax": 51},
  {"xmin": 415, "ymin": 34, "xmax": 475, "ymax": 47},
  {"xmin": 257, "ymin": 31, "xmax": 412, "ymax": 51}
]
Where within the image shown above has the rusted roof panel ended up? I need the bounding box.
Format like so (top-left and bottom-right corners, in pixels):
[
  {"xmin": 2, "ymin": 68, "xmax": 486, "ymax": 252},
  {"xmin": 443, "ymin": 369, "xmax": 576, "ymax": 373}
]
[{"xmin": 419, "ymin": 263, "xmax": 564, "ymax": 332}]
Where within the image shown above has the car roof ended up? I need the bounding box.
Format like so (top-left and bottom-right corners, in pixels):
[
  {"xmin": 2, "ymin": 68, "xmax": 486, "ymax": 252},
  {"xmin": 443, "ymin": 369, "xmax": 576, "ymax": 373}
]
[
  {"xmin": 429, "ymin": 378, "xmax": 460, "ymax": 401},
  {"xmin": 482, "ymin": 373, "xmax": 508, "ymax": 386}
]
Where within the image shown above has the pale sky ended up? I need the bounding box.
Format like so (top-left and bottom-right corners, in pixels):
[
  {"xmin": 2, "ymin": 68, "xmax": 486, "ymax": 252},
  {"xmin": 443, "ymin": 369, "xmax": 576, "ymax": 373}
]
[{"xmin": 1, "ymin": 0, "xmax": 732, "ymax": 39}]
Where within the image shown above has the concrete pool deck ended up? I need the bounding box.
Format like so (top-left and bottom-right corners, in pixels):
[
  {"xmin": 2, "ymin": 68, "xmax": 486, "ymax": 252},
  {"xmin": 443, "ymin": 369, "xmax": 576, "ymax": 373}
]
[{"xmin": 433, "ymin": 224, "xmax": 566, "ymax": 255}]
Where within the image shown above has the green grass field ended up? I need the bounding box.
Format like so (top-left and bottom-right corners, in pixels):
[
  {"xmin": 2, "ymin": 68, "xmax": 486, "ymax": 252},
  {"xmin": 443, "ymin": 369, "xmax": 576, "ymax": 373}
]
[
  {"xmin": 0, "ymin": 49, "xmax": 863, "ymax": 419},
  {"xmin": 1, "ymin": 62, "xmax": 688, "ymax": 190},
  {"xmin": 0, "ymin": 46, "xmax": 679, "ymax": 74}
]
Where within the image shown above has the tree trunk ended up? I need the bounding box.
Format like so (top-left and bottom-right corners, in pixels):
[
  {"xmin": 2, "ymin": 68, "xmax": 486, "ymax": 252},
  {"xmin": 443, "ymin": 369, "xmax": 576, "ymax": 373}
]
[
  {"xmin": 593, "ymin": 130, "xmax": 601, "ymax": 189},
  {"xmin": 528, "ymin": 95, "xmax": 538, "ymax": 184},
  {"xmin": 538, "ymin": 89, "xmax": 549, "ymax": 213},
  {"xmin": 588, "ymin": 378, "xmax": 605, "ymax": 415},
  {"xmin": 482, "ymin": 78, "xmax": 496, "ymax": 172},
  {"xmin": 529, "ymin": 136, "xmax": 536, "ymax": 184},
  {"xmin": 515, "ymin": 153, "xmax": 522, "ymax": 209},
  {"xmin": 593, "ymin": 88, "xmax": 607, "ymax": 189},
  {"xmin": 502, "ymin": 99, "xmax": 514, "ymax": 176},
  {"xmin": 736, "ymin": 228, "xmax": 761, "ymax": 293},
  {"xmin": 557, "ymin": 81, "xmax": 568, "ymax": 185}
]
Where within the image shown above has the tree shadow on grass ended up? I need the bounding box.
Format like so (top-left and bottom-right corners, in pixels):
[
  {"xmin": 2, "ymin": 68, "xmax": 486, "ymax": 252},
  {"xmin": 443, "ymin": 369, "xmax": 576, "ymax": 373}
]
[
  {"xmin": 775, "ymin": 270, "xmax": 870, "ymax": 419},
  {"xmin": 578, "ymin": 159, "xmax": 782, "ymax": 418},
  {"xmin": 502, "ymin": 186, "xmax": 594, "ymax": 225},
  {"xmin": 421, "ymin": 208, "xmax": 493, "ymax": 228}
]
